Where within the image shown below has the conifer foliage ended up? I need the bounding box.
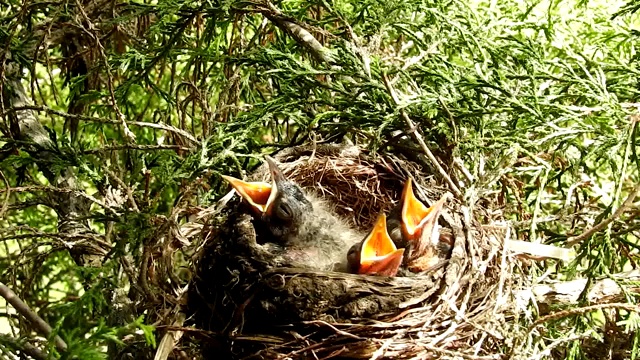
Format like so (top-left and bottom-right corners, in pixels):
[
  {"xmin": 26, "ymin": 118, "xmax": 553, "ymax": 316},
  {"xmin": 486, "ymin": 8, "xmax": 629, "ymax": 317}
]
[{"xmin": 1, "ymin": 0, "xmax": 640, "ymax": 358}]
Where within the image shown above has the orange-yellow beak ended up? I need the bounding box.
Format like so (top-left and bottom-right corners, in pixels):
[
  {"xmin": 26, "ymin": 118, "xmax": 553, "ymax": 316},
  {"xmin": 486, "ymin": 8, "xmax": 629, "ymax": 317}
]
[
  {"xmin": 400, "ymin": 178, "xmax": 430, "ymax": 241},
  {"xmin": 357, "ymin": 214, "xmax": 405, "ymax": 277},
  {"xmin": 401, "ymin": 179, "xmax": 447, "ymax": 242},
  {"xmin": 400, "ymin": 179, "xmax": 448, "ymax": 265},
  {"xmin": 221, "ymin": 175, "xmax": 273, "ymax": 214}
]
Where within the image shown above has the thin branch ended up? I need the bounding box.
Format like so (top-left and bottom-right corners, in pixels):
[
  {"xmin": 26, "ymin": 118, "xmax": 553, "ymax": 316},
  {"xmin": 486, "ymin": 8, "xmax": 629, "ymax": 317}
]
[
  {"xmin": 0, "ymin": 169, "xmax": 9, "ymax": 219},
  {"xmin": 529, "ymin": 302, "xmax": 640, "ymax": 331},
  {"xmin": 74, "ymin": 0, "xmax": 135, "ymax": 142},
  {"xmin": 0, "ymin": 281, "xmax": 68, "ymax": 352},
  {"xmin": 153, "ymin": 311, "xmax": 187, "ymax": 360},
  {"xmin": 382, "ymin": 74, "xmax": 462, "ymax": 198},
  {"xmin": 81, "ymin": 144, "xmax": 190, "ymax": 154},
  {"xmin": 0, "ymin": 185, "xmax": 121, "ymax": 216},
  {"xmin": 104, "ymin": 167, "xmax": 140, "ymax": 213},
  {"xmin": 255, "ymin": 0, "xmax": 335, "ymax": 64},
  {"xmin": 0, "ymin": 334, "xmax": 49, "ymax": 360},
  {"xmin": 1, "ymin": 105, "xmax": 198, "ymax": 144},
  {"xmin": 515, "ymin": 270, "xmax": 640, "ymax": 310},
  {"xmin": 418, "ymin": 343, "xmax": 502, "ymax": 360},
  {"xmin": 566, "ymin": 182, "xmax": 640, "ymax": 246}
]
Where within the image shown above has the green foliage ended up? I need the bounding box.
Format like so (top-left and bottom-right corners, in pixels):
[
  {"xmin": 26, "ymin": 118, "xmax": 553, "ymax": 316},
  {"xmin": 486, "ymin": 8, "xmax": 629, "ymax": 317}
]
[{"xmin": 1, "ymin": 0, "xmax": 640, "ymax": 358}]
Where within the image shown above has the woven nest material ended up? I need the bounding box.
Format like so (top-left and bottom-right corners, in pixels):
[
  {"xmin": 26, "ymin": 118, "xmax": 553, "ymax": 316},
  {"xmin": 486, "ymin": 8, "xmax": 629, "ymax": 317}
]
[{"xmin": 186, "ymin": 144, "xmax": 522, "ymax": 359}]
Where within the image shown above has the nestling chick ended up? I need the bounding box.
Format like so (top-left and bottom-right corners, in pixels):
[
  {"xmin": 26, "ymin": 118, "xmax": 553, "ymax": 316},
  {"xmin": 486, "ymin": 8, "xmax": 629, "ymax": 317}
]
[
  {"xmin": 387, "ymin": 178, "xmax": 450, "ymax": 272},
  {"xmin": 347, "ymin": 213, "xmax": 405, "ymax": 277},
  {"xmin": 223, "ymin": 156, "xmax": 364, "ymax": 272}
]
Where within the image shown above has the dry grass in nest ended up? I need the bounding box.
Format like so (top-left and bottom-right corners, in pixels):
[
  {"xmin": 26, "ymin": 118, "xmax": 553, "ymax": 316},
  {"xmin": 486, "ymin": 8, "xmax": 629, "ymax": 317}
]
[{"xmin": 249, "ymin": 143, "xmax": 447, "ymax": 230}]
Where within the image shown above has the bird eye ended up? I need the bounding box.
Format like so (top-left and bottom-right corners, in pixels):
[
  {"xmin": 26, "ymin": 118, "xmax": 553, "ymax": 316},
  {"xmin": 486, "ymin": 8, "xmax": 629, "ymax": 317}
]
[{"xmin": 275, "ymin": 202, "xmax": 293, "ymax": 221}]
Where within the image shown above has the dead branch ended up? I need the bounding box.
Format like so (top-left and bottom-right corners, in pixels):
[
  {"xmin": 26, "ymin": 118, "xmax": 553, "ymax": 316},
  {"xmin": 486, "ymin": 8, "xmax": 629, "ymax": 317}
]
[{"xmin": 515, "ymin": 270, "xmax": 640, "ymax": 312}]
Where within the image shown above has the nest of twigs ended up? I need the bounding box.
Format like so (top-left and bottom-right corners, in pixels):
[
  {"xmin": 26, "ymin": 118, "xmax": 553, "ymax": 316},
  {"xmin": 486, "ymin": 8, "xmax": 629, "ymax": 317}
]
[{"xmin": 185, "ymin": 144, "xmax": 524, "ymax": 359}]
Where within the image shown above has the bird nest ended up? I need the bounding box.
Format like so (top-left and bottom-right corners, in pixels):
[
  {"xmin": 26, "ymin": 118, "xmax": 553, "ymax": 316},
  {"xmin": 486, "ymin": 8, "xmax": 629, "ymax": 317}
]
[{"xmin": 185, "ymin": 144, "xmax": 523, "ymax": 359}]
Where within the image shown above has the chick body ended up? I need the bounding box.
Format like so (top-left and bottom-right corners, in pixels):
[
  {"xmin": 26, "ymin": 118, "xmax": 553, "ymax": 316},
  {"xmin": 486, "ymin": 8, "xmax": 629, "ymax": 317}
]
[{"xmin": 272, "ymin": 191, "xmax": 363, "ymax": 271}]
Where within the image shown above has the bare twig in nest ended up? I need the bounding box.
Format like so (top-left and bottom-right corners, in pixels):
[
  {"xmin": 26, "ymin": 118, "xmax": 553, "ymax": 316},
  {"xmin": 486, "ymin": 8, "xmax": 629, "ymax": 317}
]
[
  {"xmin": 154, "ymin": 311, "xmax": 187, "ymax": 360},
  {"xmin": 0, "ymin": 281, "xmax": 68, "ymax": 352},
  {"xmin": 506, "ymin": 240, "xmax": 573, "ymax": 261}
]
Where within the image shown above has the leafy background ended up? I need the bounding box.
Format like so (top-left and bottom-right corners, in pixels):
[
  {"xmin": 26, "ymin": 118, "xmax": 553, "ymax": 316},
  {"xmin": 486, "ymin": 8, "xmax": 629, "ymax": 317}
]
[{"xmin": 1, "ymin": 0, "xmax": 639, "ymax": 358}]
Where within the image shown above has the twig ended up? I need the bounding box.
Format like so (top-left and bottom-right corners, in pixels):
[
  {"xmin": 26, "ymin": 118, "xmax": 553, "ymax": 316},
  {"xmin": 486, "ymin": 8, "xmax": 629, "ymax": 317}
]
[
  {"xmin": 529, "ymin": 302, "xmax": 640, "ymax": 332},
  {"xmin": 438, "ymin": 96, "xmax": 458, "ymax": 143},
  {"xmin": 381, "ymin": 74, "xmax": 462, "ymax": 198},
  {"xmin": 104, "ymin": 168, "xmax": 139, "ymax": 212},
  {"xmin": 454, "ymin": 157, "xmax": 474, "ymax": 183},
  {"xmin": 257, "ymin": 0, "xmax": 335, "ymax": 64},
  {"xmin": 0, "ymin": 169, "xmax": 9, "ymax": 219},
  {"xmin": 0, "ymin": 282, "xmax": 67, "ymax": 352},
  {"xmin": 0, "ymin": 185, "xmax": 120, "ymax": 216},
  {"xmin": 74, "ymin": 0, "xmax": 135, "ymax": 142},
  {"xmin": 495, "ymin": 223, "xmax": 511, "ymax": 313},
  {"xmin": 302, "ymin": 320, "xmax": 364, "ymax": 340},
  {"xmin": 1, "ymin": 105, "xmax": 198, "ymax": 144},
  {"xmin": 514, "ymin": 270, "xmax": 640, "ymax": 309},
  {"xmin": 154, "ymin": 311, "xmax": 187, "ymax": 360},
  {"xmin": 418, "ymin": 343, "xmax": 502, "ymax": 360},
  {"xmin": 0, "ymin": 334, "xmax": 49, "ymax": 360},
  {"xmin": 566, "ymin": 182, "xmax": 640, "ymax": 246},
  {"xmin": 0, "ymin": 230, "xmax": 111, "ymax": 252},
  {"xmin": 81, "ymin": 144, "xmax": 190, "ymax": 154},
  {"xmin": 525, "ymin": 331, "xmax": 596, "ymax": 360},
  {"xmin": 528, "ymin": 167, "xmax": 549, "ymax": 243}
]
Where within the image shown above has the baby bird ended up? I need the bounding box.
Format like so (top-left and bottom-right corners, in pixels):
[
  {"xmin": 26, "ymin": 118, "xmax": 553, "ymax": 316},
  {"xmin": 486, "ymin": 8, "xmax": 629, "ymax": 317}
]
[
  {"xmin": 346, "ymin": 214, "xmax": 405, "ymax": 277},
  {"xmin": 387, "ymin": 178, "xmax": 449, "ymax": 272},
  {"xmin": 221, "ymin": 156, "xmax": 314, "ymax": 240},
  {"xmin": 222, "ymin": 156, "xmax": 364, "ymax": 272}
]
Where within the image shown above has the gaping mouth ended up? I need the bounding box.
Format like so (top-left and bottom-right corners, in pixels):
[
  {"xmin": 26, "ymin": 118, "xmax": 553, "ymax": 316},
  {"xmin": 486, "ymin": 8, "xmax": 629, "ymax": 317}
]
[
  {"xmin": 357, "ymin": 214, "xmax": 405, "ymax": 277},
  {"xmin": 399, "ymin": 178, "xmax": 449, "ymax": 266},
  {"xmin": 400, "ymin": 178, "xmax": 429, "ymax": 239},
  {"xmin": 221, "ymin": 175, "xmax": 273, "ymax": 213},
  {"xmin": 221, "ymin": 155, "xmax": 287, "ymax": 215},
  {"xmin": 400, "ymin": 179, "xmax": 447, "ymax": 244}
]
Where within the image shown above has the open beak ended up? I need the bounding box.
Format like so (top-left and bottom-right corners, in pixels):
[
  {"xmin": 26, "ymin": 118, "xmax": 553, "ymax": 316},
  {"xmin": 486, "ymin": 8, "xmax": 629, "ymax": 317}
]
[
  {"xmin": 221, "ymin": 175, "xmax": 273, "ymax": 213},
  {"xmin": 401, "ymin": 179, "xmax": 447, "ymax": 245},
  {"xmin": 221, "ymin": 156, "xmax": 287, "ymax": 215},
  {"xmin": 357, "ymin": 214, "xmax": 405, "ymax": 277},
  {"xmin": 400, "ymin": 179, "xmax": 449, "ymax": 266},
  {"xmin": 400, "ymin": 178, "xmax": 430, "ymax": 241}
]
